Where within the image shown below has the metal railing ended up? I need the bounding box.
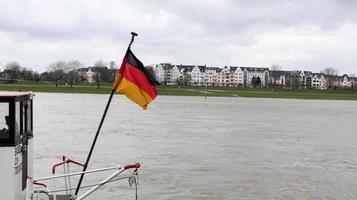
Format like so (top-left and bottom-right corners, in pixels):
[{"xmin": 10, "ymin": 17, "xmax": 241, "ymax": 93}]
[{"xmin": 27, "ymin": 156, "xmax": 140, "ymax": 200}]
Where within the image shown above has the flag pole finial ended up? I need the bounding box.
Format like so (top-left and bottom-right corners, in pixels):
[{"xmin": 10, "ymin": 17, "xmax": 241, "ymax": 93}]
[{"xmin": 129, "ymin": 32, "xmax": 138, "ymax": 48}]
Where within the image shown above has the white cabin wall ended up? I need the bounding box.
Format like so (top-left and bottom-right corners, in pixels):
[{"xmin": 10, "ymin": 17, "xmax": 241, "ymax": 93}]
[{"xmin": 0, "ymin": 146, "xmax": 25, "ymax": 200}]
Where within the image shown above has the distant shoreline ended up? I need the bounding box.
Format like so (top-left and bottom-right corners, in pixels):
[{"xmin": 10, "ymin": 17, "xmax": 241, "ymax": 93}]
[{"xmin": 1, "ymin": 80, "xmax": 357, "ymax": 101}]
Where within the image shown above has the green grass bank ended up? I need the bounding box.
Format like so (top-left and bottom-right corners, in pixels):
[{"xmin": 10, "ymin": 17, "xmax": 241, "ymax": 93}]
[{"xmin": 1, "ymin": 80, "xmax": 357, "ymax": 101}]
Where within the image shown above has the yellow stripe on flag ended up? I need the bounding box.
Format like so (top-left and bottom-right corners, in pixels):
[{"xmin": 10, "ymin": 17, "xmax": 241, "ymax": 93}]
[{"xmin": 115, "ymin": 77, "xmax": 153, "ymax": 110}]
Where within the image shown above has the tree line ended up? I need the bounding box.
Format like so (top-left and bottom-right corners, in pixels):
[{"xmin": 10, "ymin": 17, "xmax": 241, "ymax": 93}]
[{"xmin": 0, "ymin": 60, "xmax": 120, "ymax": 87}]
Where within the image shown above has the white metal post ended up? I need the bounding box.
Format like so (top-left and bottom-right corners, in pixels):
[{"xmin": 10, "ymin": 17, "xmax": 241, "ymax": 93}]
[{"xmin": 76, "ymin": 168, "xmax": 125, "ymax": 200}]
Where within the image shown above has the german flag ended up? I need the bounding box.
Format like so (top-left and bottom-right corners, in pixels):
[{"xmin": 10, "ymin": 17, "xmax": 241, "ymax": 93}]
[{"xmin": 113, "ymin": 48, "xmax": 159, "ymax": 109}]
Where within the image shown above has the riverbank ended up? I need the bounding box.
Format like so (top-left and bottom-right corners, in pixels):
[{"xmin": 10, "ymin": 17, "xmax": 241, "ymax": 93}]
[{"xmin": 1, "ymin": 80, "xmax": 357, "ymax": 100}]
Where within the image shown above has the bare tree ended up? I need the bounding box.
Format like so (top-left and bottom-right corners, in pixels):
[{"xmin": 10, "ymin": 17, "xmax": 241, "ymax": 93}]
[
  {"xmin": 67, "ymin": 60, "xmax": 82, "ymax": 71},
  {"xmin": 269, "ymin": 64, "xmax": 282, "ymax": 87},
  {"xmin": 349, "ymin": 74, "xmax": 356, "ymax": 91},
  {"xmin": 285, "ymin": 73, "xmax": 292, "ymax": 88},
  {"xmin": 94, "ymin": 60, "xmax": 106, "ymax": 68},
  {"xmin": 5, "ymin": 61, "xmax": 22, "ymax": 81},
  {"xmin": 183, "ymin": 74, "xmax": 192, "ymax": 85},
  {"xmin": 48, "ymin": 61, "xmax": 68, "ymax": 87},
  {"xmin": 145, "ymin": 66, "xmax": 156, "ymax": 79},
  {"xmin": 251, "ymin": 76, "xmax": 261, "ymax": 87},
  {"xmin": 322, "ymin": 67, "xmax": 338, "ymax": 89},
  {"xmin": 108, "ymin": 61, "xmax": 117, "ymax": 81},
  {"xmin": 176, "ymin": 76, "xmax": 184, "ymax": 85},
  {"xmin": 93, "ymin": 60, "xmax": 108, "ymax": 88},
  {"xmin": 109, "ymin": 61, "xmax": 117, "ymax": 69},
  {"xmin": 20, "ymin": 67, "xmax": 36, "ymax": 80},
  {"xmin": 67, "ymin": 60, "xmax": 82, "ymax": 87},
  {"xmin": 270, "ymin": 64, "xmax": 282, "ymax": 71},
  {"xmin": 322, "ymin": 67, "xmax": 338, "ymax": 75},
  {"xmin": 353, "ymin": 77, "xmax": 357, "ymax": 91},
  {"xmin": 48, "ymin": 61, "xmax": 67, "ymax": 72}
]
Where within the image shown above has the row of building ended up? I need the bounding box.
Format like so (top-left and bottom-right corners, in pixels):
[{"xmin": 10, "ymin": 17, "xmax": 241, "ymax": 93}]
[{"xmin": 150, "ymin": 63, "xmax": 357, "ymax": 90}]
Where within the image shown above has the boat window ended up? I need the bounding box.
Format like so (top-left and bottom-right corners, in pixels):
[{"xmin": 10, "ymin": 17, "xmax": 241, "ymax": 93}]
[
  {"xmin": 15, "ymin": 102, "xmax": 20, "ymax": 138},
  {"xmin": 0, "ymin": 102, "xmax": 10, "ymax": 139},
  {"xmin": 26, "ymin": 100, "xmax": 32, "ymax": 133},
  {"xmin": 23, "ymin": 102, "xmax": 27, "ymax": 133}
]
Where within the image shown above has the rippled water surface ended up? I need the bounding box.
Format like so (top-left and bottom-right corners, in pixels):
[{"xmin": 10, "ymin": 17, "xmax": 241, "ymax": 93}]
[{"xmin": 33, "ymin": 93, "xmax": 357, "ymax": 199}]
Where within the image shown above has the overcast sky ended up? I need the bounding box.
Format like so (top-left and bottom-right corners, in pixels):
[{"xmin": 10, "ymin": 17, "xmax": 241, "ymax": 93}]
[{"xmin": 0, "ymin": 0, "xmax": 356, "ymax": 74}]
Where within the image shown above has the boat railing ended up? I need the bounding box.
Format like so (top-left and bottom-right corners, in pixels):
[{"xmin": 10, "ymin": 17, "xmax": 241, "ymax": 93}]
[{"xmin": 27, "ymin": 156, "xmax": 140, "ymax": 200}]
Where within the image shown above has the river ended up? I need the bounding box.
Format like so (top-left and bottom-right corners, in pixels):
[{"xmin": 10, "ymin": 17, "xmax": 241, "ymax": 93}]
[{"xmin": 33, "ymin": 93, "xmax": 357, "ymax": 199}]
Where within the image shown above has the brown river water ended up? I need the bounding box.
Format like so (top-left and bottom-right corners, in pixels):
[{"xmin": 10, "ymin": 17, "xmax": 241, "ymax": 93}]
[{"xmin": 33, "ymin": 93, "xmax": 357, "ymax": 199}]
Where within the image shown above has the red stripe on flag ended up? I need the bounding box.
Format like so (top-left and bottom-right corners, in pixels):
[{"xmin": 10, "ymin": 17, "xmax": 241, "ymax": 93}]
[{"xmin": 123, "ymin": 63, "xmax": 157, "ymax": 99}]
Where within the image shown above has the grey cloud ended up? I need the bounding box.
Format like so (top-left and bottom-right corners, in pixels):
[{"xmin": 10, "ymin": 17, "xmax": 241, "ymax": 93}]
[
  {"xmin": 0, "ymin": 0, "xmax": 357, "ymax": 74},
  {"xmin": 2, "ymin": 0, "xmax": 357, "ymax": 41}
]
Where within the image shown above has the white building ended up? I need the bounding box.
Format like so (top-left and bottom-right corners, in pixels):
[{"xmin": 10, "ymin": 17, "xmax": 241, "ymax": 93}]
[
  {"xmin": 190, "ymin": 65, "xmax": 206, "ymax": 85},
  {"xmin": 269, "ymin": 70, "xmax": 292, "ymax": 87},
  {"xmin": 340, "ymin": 74, "xmax": 353, "ymax": 88},
  {"xmin": 311, "ymin": 73, "xmax": 326, "ymax": 90},
  {"xmin": 86, "ymin": 68, "xmax": 95, "ymax": 83},
  {"xmin": 153, "ymin": 63, "xmax": 172, "ymax": 84},
  {"xmin": 152, "ymin": 64, "xmax": 164, "ymax": 83},
  {"xmin": 175, "ymin": 65, "xmax": 195, "ymax": 85},
  {"xmin": 217, "ymin": 66, "xmax": 244, "ymax": 87},
  {"xmin": 333, "ymin": 74, "xmax": 353, "ymax": 88},
  {"xmin": 231, "ymin": 67, "xmax": 244, "ymax": 86},
  {"xmin": 241, "ymin": 67, "xmax": 269, "ymax": 87},
  {"xmin": 204, "ymin": 67, "xmax": 219, "ymax": 85},
  {"xmin": 78, "ymin": 67, "xmax": 96, "ymax": 83},
  {"xmin": 169, "ymin": 65, "xmax": 181, "ymax": 84},
  {"xmin": 217, "ymin": 66, "xmax": 230, "ymax": 86}
]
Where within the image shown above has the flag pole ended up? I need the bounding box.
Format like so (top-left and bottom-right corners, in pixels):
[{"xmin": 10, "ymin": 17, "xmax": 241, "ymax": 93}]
[{"xmin": 75, "ymin": 32, "xmax": 138, "ymax": 195}]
